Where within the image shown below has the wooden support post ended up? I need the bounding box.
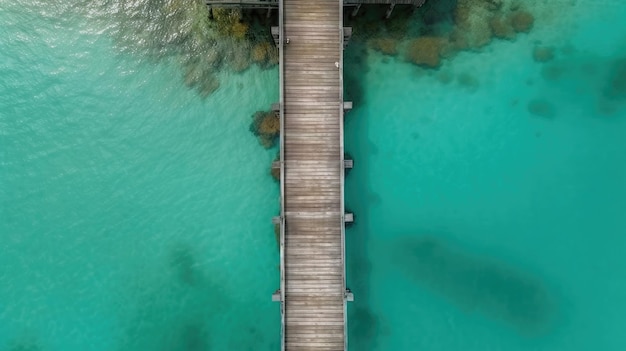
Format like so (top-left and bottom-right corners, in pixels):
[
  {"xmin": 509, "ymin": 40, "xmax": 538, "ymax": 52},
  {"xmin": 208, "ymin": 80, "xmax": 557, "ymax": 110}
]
[
  {"xmin": 345, "ymin": 213, "xmax": 354, "ymax": 223},
  {"xmin": 344, "ymin": 159, "xmax": 353, "ymax": 169},
  {"xmin": 271, "ymin": 26, "xmax": 280, "ymax": 47},
  {"xmin": 351, "ymin": 4, "xmax": 361, "ymax": 17},
  {"xmin": 345, "ymin": 289, "xmax": 354, "ymax": 302},
  {"xmin": 385, "ymin": 4, "xmax": 396, "ymax": 19},
  {"xmin": 343, "ymin": 27, "xmax": 352, "ymax": 49},
  {"xmin": 343, "ymin": 101, "xmax": 352, "ymax": 112},
  {"xmin": 267, "ymin": 7, "xmax": 272, "ymax": 18}
]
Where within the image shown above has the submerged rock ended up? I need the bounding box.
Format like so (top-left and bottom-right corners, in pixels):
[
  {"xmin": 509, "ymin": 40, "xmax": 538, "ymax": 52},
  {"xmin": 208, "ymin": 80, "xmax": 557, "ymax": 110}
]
[
  {"xmin": 369, "ymin": 38, "xmax": 399, "ymax": 56},
  {"xmin": 509, "ymin": 10, "xmax": 534, "ymax": 32},
  {"xmin": 406, "ymin": 37, "xmax": 448, "ymax": 68}
]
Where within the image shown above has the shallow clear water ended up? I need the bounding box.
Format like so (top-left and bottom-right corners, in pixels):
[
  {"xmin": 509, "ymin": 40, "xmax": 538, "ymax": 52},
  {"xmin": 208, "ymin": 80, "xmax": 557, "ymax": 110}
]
[
  {"xmin": 1, "ymin": 3, "xmax": 279, "ymax": 350},
  {"xmin": 345, "ymin": 2, "xmax": 626, "ymax": 350},
  {"xmin": 2, "ymin": 1, "xmax": 626, "ymax": 350}
]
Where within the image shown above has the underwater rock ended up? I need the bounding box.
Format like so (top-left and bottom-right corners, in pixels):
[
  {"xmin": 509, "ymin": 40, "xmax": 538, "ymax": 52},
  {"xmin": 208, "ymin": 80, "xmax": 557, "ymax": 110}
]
[
  {"xmin": 509, "ymin": 10, "xmax": 534, "ymax": 32},
  {"xmin": 453, "ymin": 0, "xmax": 495, "ymax": 49},
  {"xmin": 490, "ymin": 15, "xmax": 516, "ymax": 40},
  {"xmin": 250, "ymin": 110, "xmax": 280, "ymax": 148},
  {"xmin": 406, "ymin": 37, "xmax": 448, "ymax": 68},
  {"xmin": 527, "ymin": 99, "xmax": 557, "ymax": 119},
  {"xmin": 271, "ymin": 166, "xmax": 280, "ymax": 181},
  {"xmin": 252, "ymin": 42, "xmax": 270, "ymax": 62},
  {"xmin": 484, "ymin": 0, "xmax": 504, "ymax": 11},
  {"xmin": 212, "ymin": 8, "xmax": 248, "ymax": 39},
  {"xmin": 533, "ymin": 46, "xmax": 555, "ymax": 63},
  {"xmin": 368, "ymin": 38, "xmax": 399, "ymax": 56},
  {"xmin": 251, "ymin": 41, "xmax": 278, "ymax": 68}
]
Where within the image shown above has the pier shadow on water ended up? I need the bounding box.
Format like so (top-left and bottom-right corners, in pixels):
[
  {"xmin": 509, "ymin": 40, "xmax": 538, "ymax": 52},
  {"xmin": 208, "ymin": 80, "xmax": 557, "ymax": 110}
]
[
  {"xmin": 344, "ymin": 41, "xmax": 385, "ymax": 350},
  {"xmin": 388, "ymin": 234, "xmax": 558, "ymax": 337}
]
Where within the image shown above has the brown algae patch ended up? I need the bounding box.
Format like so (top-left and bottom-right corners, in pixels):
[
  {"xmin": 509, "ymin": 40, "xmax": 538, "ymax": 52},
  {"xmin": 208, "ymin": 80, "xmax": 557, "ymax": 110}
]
[
  {"xmin": 249, "ymin": 110, "xmax": 280, "ymax": 148},
  {"xmin": 406, "ymin": 37, "xmax": 449, "ymax": 68},
  {"xmin": 368, "ymin": 38, "xmax": 400, "ymax": 56}
]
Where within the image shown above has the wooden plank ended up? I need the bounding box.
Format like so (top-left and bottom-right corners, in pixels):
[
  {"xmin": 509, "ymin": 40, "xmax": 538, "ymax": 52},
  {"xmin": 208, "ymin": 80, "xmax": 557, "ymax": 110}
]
[{"xmin": 279, "ymin": 0, "xmax": 349, "ymax": 350}]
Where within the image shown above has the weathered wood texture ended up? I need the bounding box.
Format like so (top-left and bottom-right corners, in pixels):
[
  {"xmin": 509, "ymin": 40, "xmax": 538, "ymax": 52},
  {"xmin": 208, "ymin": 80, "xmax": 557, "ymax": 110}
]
[
  {"xmin": 344, "ymin": 0, "xmax": 424, "ymax": 4},
  {"xmin": 281, "ymin": 0, "xmax": 346, "ymax": 350},
  {"xmin": 205, "ymin": 0, "xmax": 426, "ymax": 7}
]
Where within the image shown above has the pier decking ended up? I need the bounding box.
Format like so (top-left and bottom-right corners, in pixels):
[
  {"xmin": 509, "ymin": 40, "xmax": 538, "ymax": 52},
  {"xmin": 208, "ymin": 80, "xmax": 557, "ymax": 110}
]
[
  {"xmin": 205, "ymin": 0, "xmax": 430, "ymax": 350},
  {"xmin": 278, "ymin": 0, "xmax": 347, "ymax": 350},
  {"xmin": 205, "ymin": 0, "xmax": 426, "ymax": 7}
]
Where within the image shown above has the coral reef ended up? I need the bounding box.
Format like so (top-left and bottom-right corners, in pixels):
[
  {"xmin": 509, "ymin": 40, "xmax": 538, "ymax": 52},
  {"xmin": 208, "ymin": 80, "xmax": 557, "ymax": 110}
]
[
  {"xmin": 228, "ymin": 41, "xmax": 252, "ymax": 72},
  {"xmin": 368, "ymin": 38, "xmax": 399, "ymax": 56},
  {"xmin": 490, "ymin": 15, "xmax": 515, "ymax": 40},
  {"xmin": 452, "ymin": 0, "xmax": 495, "ymax": 49},
  {"xmin": 250, "ymin": 110, "xmax": 280, "ymax": 148},
  {"xmin": 406, "ymin": 37, "xmax": 448, "ymax": 68},
  {"xmin": 271, "ymin": 165, "xmax": 280, "ymax": 181},
  {"xmin": 509, "ymin": 10, "xmax": 534, "ymax": 32},
  {"xmin": 212, "ymin": 8, "xmax": 248, "ymax": 39},
  {"xmin": 105, "ymin": 0, "xmax": 279, "ymax": 98},
  {"xmin": 345, "ymin": 0, "xmax": 538, "ymax": 73},
  {"xmin": 252, "ymin": 41, "xmax": 279, "ymax": 67}
]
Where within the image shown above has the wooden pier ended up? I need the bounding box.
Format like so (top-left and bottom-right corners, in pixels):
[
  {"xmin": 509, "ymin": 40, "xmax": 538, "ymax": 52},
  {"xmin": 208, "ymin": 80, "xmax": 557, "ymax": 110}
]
[
  {"xmin": 277, "ymin": 0, "xmax": 348, "ymax": 350},
  {"xmin": 205, "ymin": 0, "xmax": 427, "ymax": 8},
  {"xmin": 205, "ymin": 0, "xmax": 428, "ymax": 350}
]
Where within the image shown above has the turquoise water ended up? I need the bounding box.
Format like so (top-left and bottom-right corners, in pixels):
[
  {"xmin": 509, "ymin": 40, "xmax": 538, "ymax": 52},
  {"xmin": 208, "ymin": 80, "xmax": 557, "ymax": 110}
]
[
  {"xmin": 1, "ymin": 3, "xmax": 279, "ymax": 350},
  {"xmin": 345, "ymin": 2, "xmax": 626, "ymax": 350},
  {"xmin": 2, "ymin": 1, "xmax": 626, "ymax": 351}
]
